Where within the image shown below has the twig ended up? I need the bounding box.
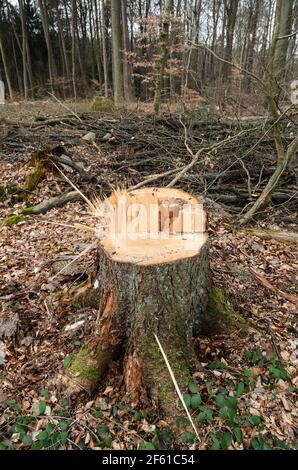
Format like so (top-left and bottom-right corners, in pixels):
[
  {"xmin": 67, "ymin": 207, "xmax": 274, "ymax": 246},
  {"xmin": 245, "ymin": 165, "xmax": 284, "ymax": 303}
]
[
  {"xmin": 48, "ymin": 92, "xmax": 83, "ymax": 122},
  {"xmin": 167, "ymin": 122, "xmax": 257, "ymax": 187},
  {"xmin": 277, "ymin": 29, "xmax": 298, "ymax": 40},
  {"xmin": 51, "ymin": 162, "xmax": 96, "ymax": 212},
  {"xmin": 189, "ymin": 41, "xmax": 265, "ymax": 88},
  {"xmin": 50, "ymin": 242, "xmax": 97, "ymax": 280},
  {"xmin": 205, "ymin": 106, "xmax": 292, "ymax": 193}
]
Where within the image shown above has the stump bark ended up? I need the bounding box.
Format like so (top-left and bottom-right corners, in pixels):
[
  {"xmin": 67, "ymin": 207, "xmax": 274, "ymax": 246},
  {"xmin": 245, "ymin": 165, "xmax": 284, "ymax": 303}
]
[{"xmin": 65, "ymin": 188, "xmax": 210, "ymax": 414}]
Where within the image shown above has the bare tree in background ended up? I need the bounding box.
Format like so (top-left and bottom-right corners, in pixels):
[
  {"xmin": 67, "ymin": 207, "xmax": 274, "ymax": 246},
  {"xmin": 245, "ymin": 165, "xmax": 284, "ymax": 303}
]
[
  {"xmin": 154, "ymin": 0, "xmax": 174, "ymax": 114},
  {"xmin": 111, "ymin": 0, "xmax": 124, "ymax": 105},
  {"xmin": 0, "ymin": 32, "xmax": 13, "ymax": 100},
  {"xmin": 100, "ymin": 0, "xmax": 109, "ymax": 97},
  {"xmin": 18, "ymin": 0, "xmax": 28, "ymax": 99},
  {"xmin": 240, "ymin": 0, "xmax": 298, "ymax": 224},
  {"xmin": 71, "ymin": 0, "xmax": 78, "ymax": 99},
  {"xmin": 38, "ymin": 0, "xmax": 57, "ymax": 92},
  {"xmin": 222, "ymin": 0, "xmax": 239, "ymax": 82},
  {"xmin": 121, "ymin": 0, "xmax": 133, "ymax": 101}
]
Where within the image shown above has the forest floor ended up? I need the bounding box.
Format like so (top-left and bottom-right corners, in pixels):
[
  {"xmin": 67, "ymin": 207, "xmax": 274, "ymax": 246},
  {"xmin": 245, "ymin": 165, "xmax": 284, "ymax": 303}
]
[{"xmin": 0, "ymin": 101, "xmax": 297, "ymax": 450}]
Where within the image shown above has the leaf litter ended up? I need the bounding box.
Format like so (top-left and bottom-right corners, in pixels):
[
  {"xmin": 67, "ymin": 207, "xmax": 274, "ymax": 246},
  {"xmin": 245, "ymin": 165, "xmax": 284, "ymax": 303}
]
[{"xmin": 0, "ymin": 107, "xmax": 297, "ymax": 450}]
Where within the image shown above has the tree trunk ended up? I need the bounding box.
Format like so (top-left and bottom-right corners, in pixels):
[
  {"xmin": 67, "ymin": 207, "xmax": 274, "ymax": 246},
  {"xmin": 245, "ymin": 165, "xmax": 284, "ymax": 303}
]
[
  {"xmin": 154, "ymin": 0, "xmax": 174, "ymax": 114},
  {"xmin": 61, "ymin": 188, "xmax": 210, "ymax": 416},
  {"xmin": 111, "ymin": 0, "xmax": 124, "ymax": 105},
  {"xmin": 273, "ymin": 0, "xmax": 294, "ymax": 80},
  {"xmin": 239, "ymin": 1, "xmax": 297, "ymax": 225},
  {"xmin": 19, "ymin": 0, "xmax": 28, "ymax": 99},
  {"xmin": 121, "ymin": 0, "xmax": 133, "ymax": 101},
  {"xmin": 0, "ymin": 34, "xmax": 13, "ymax": 100},
  {"xmin": 243, "ymin": 0, "xmax": 260, "ymax": 91},
  {"xmin": 222, "ymin": 0, "xmax": 239, "ymax": 82},
  {"xmin": 38, "ymin": 0, "xmax": 57, "ymax": 92},
  {"xmin": 100, "ymin": 0, "xmax": 109, "ymax": 97},
  {"xmin": 55, "ymin": 0, "xmax": 71, "ymax": 81},
  {"xmin": 71, "ymin": 0, "xmax": 78, "ymax": 99}
]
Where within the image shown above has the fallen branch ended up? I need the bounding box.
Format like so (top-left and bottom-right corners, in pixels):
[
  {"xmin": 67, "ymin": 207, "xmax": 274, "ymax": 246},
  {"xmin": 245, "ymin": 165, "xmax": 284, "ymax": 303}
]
[
  {"xmin": 28, "ymin": 190, "xmax": 82, "ymax": 214},
  {"xmin": 242, "ymin": 228, "xmax": 298, "ymax": 244},
  {"xmin": 50, "ymin": 154, "xmax": 95, "ymax": 182},
  {"xmin": 249, "ymin": 268, "xmax": 298, "ymax": 307}
]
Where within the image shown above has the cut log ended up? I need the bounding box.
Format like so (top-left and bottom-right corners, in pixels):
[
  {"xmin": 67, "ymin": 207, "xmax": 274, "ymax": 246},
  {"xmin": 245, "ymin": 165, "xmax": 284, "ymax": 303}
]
[{"xmin": 63, "ymin": 188, "xmax": 210, "ymax": 416}]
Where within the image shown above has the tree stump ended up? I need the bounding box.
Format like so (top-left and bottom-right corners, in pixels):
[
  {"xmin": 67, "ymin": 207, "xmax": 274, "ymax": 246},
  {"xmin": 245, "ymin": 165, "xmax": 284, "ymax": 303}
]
[{"xmin": 65, "ymin": 188, "xmax": 210, "ymax": 415}]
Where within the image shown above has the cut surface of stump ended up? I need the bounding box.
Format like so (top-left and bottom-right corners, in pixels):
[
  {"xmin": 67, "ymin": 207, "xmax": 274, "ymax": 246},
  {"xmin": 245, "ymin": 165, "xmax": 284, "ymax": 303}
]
[{"xmin": 66, "ymin": 187, "xmax": 210, "ymax": 417}]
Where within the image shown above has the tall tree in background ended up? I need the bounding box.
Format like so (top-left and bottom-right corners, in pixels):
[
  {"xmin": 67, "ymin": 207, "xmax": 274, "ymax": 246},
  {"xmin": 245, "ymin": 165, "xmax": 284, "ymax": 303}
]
[
  {"xmin": 71, "ymin": 0, "xmax": 78, "ymax": 98},
  {"xmin": 0, "ymin": 32, "xmax": 14, "ymax": 100},
  {"xmin": 154, "ymin": 0, "xmax": 174, "ymax": 114},
  {"xmin": 100, "ymin": 0, "xmax": 109, "ymax": 97},
  {"xmin": 18, "ymin": 0, "xmax": 28, "ymax": 99},
  {"xmin": 121, "ymin": 0, "xmax": 133, "ymax": 101},
  {"xmin": 111, "ymin": 0, "xmax": 124, "ymax": 105},
  {"xmin": 38, "ymin": 0, "xmax": 57, "ymax": 91},
  {"xmin": 273, "ymin": 0, "xmax": 294, "ymax": 80},
  {"xmin": 222, "ymin": 0, "xmax": 239, "ymax": 82},
  {"xmin": 243, "ymin": 0, "xmax": 260, "ymax": 91},
  {"xmin": 240, "ymin": 0, "xmax": 297, "ymax": 224}
]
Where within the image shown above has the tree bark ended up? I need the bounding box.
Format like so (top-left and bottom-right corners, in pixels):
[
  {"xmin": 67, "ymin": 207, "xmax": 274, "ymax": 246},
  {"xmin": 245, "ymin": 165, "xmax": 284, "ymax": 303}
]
[
  {"xmin": 38, "ymin": 0, "xmax": 57, "ymax": 92},
  {"xmin": 18, "ymin": 0, "xmax": 28, "ymax": 99},
  {"xmin": 0, "ymin": 33, "xmax": 13, "ymax": 100},
  {"xmin": 111, "ymin": 0, "xmax": 124, "ymax": 105},
  {"xmin": 121, "ymin": 0, "xmax": 133, "ymax": 101},
  {"xmin": 100, "ymin": 0, "xmax": 109, "ymax": 97},
  {"xmin": 154, "ymin": 0, "xmax": 174, "ymax": 114},
  {"xmin": 71, "ymin": 0, "xmax": 78, "ymax": 99},
  {"xmin": 222, "ymin": 0, "xmax": 239, "ymax": 82}
]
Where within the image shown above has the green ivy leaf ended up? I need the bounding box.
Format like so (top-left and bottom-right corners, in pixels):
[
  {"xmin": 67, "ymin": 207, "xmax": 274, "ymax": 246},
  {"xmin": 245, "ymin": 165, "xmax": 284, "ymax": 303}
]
[
  {"xmin": 133, "ymin": 411, "xmax": 141, "ymax": 421},
  {"xmin": 63, "ymin": 354, "xmax": 75, "ymax": 368},
  {"xmin": 226, "ymin": 396, "xmax": 237, "ymax": 410},
  {"xmin": 215, "ymin": 394, "xmax": 226, "ymax": 408},
  {"xmin": 221, "ymin": 432, "xmax": 233, "ymax": 450},
  {"xmin": 220, "ymin": 406, "xmax": 236, "ymax": 423},
  {"xmin": 190, "ymin": 395, "xmax": 202, "ymax": 409},
  {"xmin": 38, "ymin": 400, "xmax": 47, "ymax": 414},
  {"xmin": 59, "ymin": 421, "xmax": 69, "ymax": 431},
  {"xmin": 236, "ymin": 382, "xmax": 245, "ymax": 396},
  {"xmin": 210, "ymin": 436, "xmax": 220, "ymax": 450},
  {"xmin": 36, "ymin": 430, "xmax": 48, "ymax": 441},
  {"xmin": 60, "ymin": 431, "xmax": 69, "ymax": 444},
  {"xmin": 197, "ymin": 411, "xmax": 206, "ymax": 423},
  {"xmin": 248, "ymin": 415, "xmax": 262, "ymax": 426},
  {"xmin": 31, "ymin": 441, "xmax": 43, "ymax": 450},
  {"xmin": 182, "ymin": 393, "xmax": 191, "ymax": 408},
  {"xmin": 139, "ymin": 441, "xmax": 156, "ymax": 450},
  {"xmin": 234, "ymin": 428, "xmax": 243, "ymax": 445},
  {"xmin": 208, "ymin": 362, "xmax": 227, "ymax": 370},
  {"xmin": 188, "ymin": 382, "xmax": 199, "ymax": 394},
  {"xmin": 179, "ymin": 431, "xmax": 196, "ymax": 444},
  {"xmin": 206, "ymin": 407, "xmax": 213, "ymax": 421},
  {"xmin": 268, "ymin": 365, "xmax": 288, "ymax": 379},
  {"xmin": 243, "ymin": 351, "xmax": 252, "ymax": 361},
  {"xmin": 97, "ymin": 424, "xmax": 109, "ymax": 438},
  {"xmin": 22, "ymin": 434, "xmax": 33, "ymax": 447}
]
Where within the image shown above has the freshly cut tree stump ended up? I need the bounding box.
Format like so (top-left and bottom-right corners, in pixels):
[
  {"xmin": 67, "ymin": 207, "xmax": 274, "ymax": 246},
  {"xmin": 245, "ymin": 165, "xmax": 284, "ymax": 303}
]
[{"xmin": 65, "ymin": 187, "xmax": 210, "ymax": 415}]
